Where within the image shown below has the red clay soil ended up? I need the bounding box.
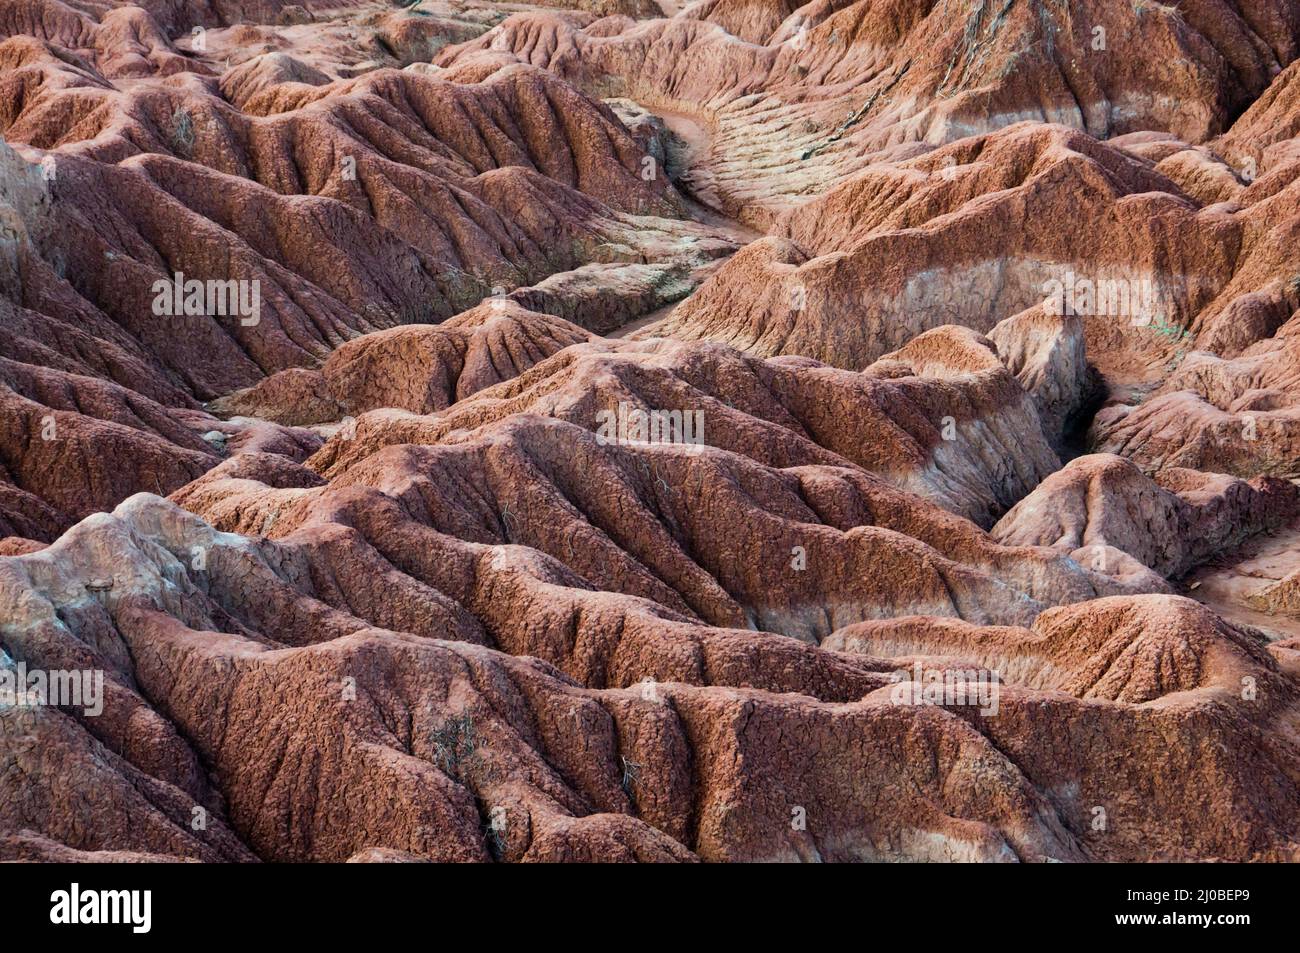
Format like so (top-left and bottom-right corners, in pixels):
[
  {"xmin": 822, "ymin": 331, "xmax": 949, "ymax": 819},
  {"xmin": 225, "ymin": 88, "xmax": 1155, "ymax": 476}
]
[{"xmin": 2, "ymin": 0, "xmax": 1300, "ymax": 863}]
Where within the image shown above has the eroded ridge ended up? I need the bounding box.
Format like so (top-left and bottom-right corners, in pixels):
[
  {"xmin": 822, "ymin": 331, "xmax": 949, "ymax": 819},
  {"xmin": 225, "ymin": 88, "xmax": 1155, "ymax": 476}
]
[{"xmin": 2, "ymin": 0, "xmax": 1300, "ymax": 863}]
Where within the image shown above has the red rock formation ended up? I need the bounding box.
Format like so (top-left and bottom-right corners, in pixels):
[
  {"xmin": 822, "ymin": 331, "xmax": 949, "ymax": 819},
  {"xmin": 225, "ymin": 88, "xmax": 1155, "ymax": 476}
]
[
  {"xmin": 303, "ymin": 331, "xmax": 1069, "ymax": 527},
  {"xmin": 0, "ymin": 8, "xmax": 736, "ymax": 524},
  {"xmin": 3, "ymin": 489, "xmax": 1295, "ymax": 861},
  {"xmin": 3, "ymin": 0, "xmax": 1300, "ymax": 865},
  {"xmin": 211, "ymin": 301, "xmax": 596, "ymax": 424},
  {"xmin": 438, "ymin": 0, "xmax": 1300, "ymax": 222},
  {"xmin": 992, "ymin": 453, "xmax": 1300, "ymax": 580}
]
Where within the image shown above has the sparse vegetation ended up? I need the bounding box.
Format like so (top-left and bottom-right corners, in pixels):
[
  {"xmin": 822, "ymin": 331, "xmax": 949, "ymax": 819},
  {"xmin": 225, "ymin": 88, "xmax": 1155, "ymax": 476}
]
[
  {"xmin": 171, "ymin": 107, "xmax": 196, "ymax": 158},
  {"xmin": 620, "ymin": 755, "xmax": 643, "ymax": 795},
  {"xmin": 432, "ymin": 711, "xmax": 478, "ymax": 779}
]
